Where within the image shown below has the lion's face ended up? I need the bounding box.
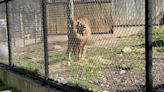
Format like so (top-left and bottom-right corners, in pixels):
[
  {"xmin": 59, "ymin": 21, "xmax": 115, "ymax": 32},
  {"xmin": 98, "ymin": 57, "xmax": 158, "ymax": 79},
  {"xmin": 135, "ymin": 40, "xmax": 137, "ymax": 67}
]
[
  {"xmin": 74, "ymin": 18, "xmax": 90, "ymax": 36},
  {"xmin": 76, "ymin": 22, "xmax": 86, "ymax": 36}
]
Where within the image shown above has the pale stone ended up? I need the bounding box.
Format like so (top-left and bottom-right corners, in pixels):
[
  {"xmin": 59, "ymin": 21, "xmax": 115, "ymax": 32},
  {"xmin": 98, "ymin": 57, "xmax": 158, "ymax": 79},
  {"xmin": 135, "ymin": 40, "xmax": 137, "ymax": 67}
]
[
  {"xmin": 122, "ymin": 47, "xmax": 132, "ymax": 53},
  {"xmin": 0, "ymin": 44, "xmax": 8, "ymax": 60}
]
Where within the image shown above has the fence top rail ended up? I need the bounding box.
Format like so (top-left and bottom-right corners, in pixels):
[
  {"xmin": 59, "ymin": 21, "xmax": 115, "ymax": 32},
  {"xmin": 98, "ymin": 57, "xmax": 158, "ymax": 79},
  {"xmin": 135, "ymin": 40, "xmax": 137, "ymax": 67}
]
[
  {"xmin": 47, "ymin": 0, "xmax": 111, "ymax": 5},
  {"xmin": 0, "ymin": 0, "xmax": 13, "ymax": 4}
]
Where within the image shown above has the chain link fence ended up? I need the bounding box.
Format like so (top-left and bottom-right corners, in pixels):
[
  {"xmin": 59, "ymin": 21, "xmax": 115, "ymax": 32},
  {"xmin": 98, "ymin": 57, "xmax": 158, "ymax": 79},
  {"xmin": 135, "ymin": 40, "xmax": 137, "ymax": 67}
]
[
  {"xmin": 8, "ymin": 0, "xmax": 45, "ymax": 76},
  {"xmin": 0, "ymin": 3, "xmax": 8, "ymax": 65},
  {"xmin": 152, "ymin": 0, "xmax": 164, "ymax": 91},
  {"xmin": 0, "ymin": 0, "xmax": 163, "ymax": 92},
  {"xmin": 47, "ymin": 0, "xmax": 146, "ymax": 91}
]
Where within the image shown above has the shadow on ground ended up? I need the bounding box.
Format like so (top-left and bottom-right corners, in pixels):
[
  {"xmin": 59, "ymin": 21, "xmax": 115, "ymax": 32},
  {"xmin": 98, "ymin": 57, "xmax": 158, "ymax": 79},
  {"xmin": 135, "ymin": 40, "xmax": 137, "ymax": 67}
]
[
  {"xmin": 116, "ymin": 84, "xmax": 164, "ymax": 92},
  {"xmin": 138, "ymin": 40, "xmax": 164, "ymax": 47}
]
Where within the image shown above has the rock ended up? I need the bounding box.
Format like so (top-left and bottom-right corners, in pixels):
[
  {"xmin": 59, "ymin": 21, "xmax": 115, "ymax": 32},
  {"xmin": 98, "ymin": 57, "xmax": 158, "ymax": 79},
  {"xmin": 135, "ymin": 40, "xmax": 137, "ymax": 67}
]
[
  {"xmin": 19, "ymin": 45, "xmax": 25, "ymax": 48},
  {"xmin": 67, "ymin": 61, "xmax": 71, "ymax": 66},
  {"xmin": 119, "ymin": 70, "xmax": 126, "ymax": 74},
  {"xmin": 119, "ymin": 53, "xmax": 123, "ymax": 56},
  {"xmin": 93, "ymin": 80, "xmax": 99, "ymax": 84},
  {"xmin": 53, "ymin": 45, "xmax": 62, "ymax": 50},
  {"xmin": 103, "ymin": 90, "xmax": 109, "ymax": 92},
  {"xmin": 122, "ymin": 47, "xmax": 132, "ymax": 53},
  {"xmin": 59, "ymin": 77, "xmax": 64, "ymax": 81}
]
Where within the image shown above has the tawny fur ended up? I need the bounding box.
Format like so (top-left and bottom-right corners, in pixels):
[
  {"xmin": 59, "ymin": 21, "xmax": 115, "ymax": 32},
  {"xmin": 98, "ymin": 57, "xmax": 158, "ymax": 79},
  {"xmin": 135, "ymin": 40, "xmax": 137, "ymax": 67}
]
[{"xmin": 66, "ymin": 18, "xmax": 91, "ymax": 61}]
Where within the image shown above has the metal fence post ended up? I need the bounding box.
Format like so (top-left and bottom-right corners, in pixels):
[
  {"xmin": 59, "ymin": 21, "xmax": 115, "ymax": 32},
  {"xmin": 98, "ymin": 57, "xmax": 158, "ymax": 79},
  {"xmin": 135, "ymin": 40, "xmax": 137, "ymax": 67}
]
[
  {"xmin": 145, "ymin": 0, "xmax": 153, "ymax": 92},
  {"xmin": 41, "ymin": 0, "xmax": 49, "ymax": 80},
  {"xmin": 67, "ymin": 0, "xmax": 74, "ymax": 32},
  {"xmin": 6, "ymin": 0, "xmax": 13, "ymax": 67}
]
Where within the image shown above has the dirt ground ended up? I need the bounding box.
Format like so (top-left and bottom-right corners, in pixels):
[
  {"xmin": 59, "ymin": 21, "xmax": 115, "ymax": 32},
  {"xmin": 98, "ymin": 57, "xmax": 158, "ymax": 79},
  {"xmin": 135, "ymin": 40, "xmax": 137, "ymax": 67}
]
[{"xmin": 11, "ymin": 27, "xmax": 164, "ymax": 92}]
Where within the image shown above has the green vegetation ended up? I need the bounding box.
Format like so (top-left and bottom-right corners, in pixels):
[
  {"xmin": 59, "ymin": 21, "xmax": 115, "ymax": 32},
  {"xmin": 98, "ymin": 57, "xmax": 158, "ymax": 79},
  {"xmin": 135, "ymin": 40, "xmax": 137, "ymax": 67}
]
[
  {"xmin": 69, "ymin": 60, "xmax": 104, "ymax": 80},
  {"xmin": 152, "ymin": 28, "xmax": 164, "ymax": 41},
  {"xmin": 86, "ymin": 48, "xmax": 122, "ymax": 59},
  {"xmin": 86, "ymin": 40, "xmax": 95, "ymax": 46},
  {"xmin": 7, "ymin": 28, "xmax": 162, "ymax": 92},
  {"xmin": 137, "ymin": 28, "xmax": 164, "ymax": 53},
  {"xmin": 154, "ymin": 47, "xmax": 164, "ymax": 53},
  {"xmin": 14, "ymin": 59, "xmax": 44, "ymax": 75},
  {"xmin": 115, "ymin": 63, "xmax": 126, "ymax": 69},
  {"xmin": 138, "ymin": 28, "xmax": 164, "ymax": 43},
  {"xmin": 71, "ymin": 80, "xmax": 103, "ymax": 92},
  {"xmin": 133, "ymin": 64, "xmax": 145, "ymax": 71},
  {"xmin": 49, "ymin": 52, "xmax": 66, "ymax": 63},
  {"xmin": 0, "ymin": 81, "xmax": 20, "ymax": 92}
]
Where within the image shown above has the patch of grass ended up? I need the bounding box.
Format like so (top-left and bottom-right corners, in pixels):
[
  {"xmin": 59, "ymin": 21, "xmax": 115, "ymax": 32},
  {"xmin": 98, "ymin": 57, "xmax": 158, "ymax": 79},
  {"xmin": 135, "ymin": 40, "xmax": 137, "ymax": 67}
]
[
  {"xmin": 86, "ymin": 40, "xmax": 95, "ymax": 46},
  {"xmin": 49, "ymin": 52, "xmax": 66, "ymax": 63},
  {"xmin": 69, "ymin": 62, "xmax": 103, "ymax": 80},
  {"xmin": 115, "ymin": 63, "xmax": 126, "ymax": 69},
  {"xmin": 121, "ymin": 48, "xmax": 145, "ymax": 58},
  {"xmin": 14, "ymin": 60, "xmax": 37, "ymax": 71},
  {"xmin": 71, "ymin": 80, "xmax": 103, "ymax": 92},
  {"xmin": 0, "ymin": 81, "xmax": 20, "ymax": 92},
  {"xmin": 133, "ymin": 64, "xmax": 145, "ymax": 71},
  {"xmin": 137, "ymin": 28, "xmax": 164, "ymax": 43},
  {"xmin": 0, "ymin": 59, "xmax": 9, "ymax": 65},
  {"xmin": 137, "ymin": 28, "xmax": 164, "ymax": 53},
  {"xmin": 87, "ymin": 47, "xmax": 145, "ymax": 60},
  {"xmin": 154, "ymin": 47, "xmax": 164, "ymax": 53},
  {"xmin": 152, "ymin": 28, "xmax": 164, "ymax": 41},
  {"xmin": 14, "ymin": 59, "xmax": 44, "ymax": 75},
  {"xmin": 86, "ymin": 48, "xmax": 122, "ymax": 59},
  {"xmin": 68, "ymin": 55, "xmax": 112, "ymax": 92}
]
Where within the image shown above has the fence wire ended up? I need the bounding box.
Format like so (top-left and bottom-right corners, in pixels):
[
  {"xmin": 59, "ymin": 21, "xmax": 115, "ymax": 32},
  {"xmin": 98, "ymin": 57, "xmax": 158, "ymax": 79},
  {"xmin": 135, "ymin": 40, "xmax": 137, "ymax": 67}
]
[
  {"xmin": 0, "ymin": 0, "xmax": 163, "ymax": 92},
  {"xmin": 152, "ymin": 1, "xmax": 164, "ymax": 91},
  {"xmin": 7, "ymin": 0, "xmax": 45, "ymax": 76},
  {"xmin": 47, "ymin": 0, "xmax": 145, "ymax": 92},
  {"xmin": 0, "ymin": 3, "xmax": 8, "ymax": 65}
]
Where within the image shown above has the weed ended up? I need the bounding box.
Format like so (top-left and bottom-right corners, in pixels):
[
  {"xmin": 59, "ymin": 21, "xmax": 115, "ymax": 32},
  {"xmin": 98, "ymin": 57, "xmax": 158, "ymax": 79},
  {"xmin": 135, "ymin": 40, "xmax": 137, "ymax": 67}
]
[
  {"xmin": 49, "ymin": 51, "xmax": 66, "ymax": 63},
  {"xmin": 86, "ymin": 40, "xmax": 95, "ymax": 46},
  {"xmin": 133, "ymin": 63, "xmax": 145, "ymax": 71},
  {"xmin": 71, "ymin": 79, "xmax": 103, "ymax": 92},
  {"xmin": 69, "ymin": 62, "xmax": 103, "ymax": 80}
]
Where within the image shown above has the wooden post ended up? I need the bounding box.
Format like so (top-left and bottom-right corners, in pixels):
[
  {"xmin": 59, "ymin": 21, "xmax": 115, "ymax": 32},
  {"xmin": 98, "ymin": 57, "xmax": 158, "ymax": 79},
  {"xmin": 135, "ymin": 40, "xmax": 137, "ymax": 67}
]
[
  {"xmin": 35, "ymin": 13, "xmax": 38, "ymax": 43},
  {"xmin": 20, "ymin": 13, "xmax": 24, "ymax": 39},
  {"xmin": 20, "ymin": 13, "xmax": 25, "ymax": 46}
]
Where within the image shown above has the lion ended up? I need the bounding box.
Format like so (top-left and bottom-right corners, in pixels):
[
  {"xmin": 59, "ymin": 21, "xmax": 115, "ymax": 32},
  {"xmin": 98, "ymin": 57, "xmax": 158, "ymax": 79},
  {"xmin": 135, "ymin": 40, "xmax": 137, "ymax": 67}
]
[{"xmin": 66, "ymin": 17, "xmax": 91, "ymax": 61}]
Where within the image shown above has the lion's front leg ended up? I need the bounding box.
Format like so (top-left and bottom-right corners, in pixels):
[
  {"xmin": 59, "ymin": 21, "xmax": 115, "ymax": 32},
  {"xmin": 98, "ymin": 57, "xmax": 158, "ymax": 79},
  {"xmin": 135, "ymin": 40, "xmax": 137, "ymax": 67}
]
[{"xmin": 80, "ymin": 45, "xmax": 87, "ymax": 60}]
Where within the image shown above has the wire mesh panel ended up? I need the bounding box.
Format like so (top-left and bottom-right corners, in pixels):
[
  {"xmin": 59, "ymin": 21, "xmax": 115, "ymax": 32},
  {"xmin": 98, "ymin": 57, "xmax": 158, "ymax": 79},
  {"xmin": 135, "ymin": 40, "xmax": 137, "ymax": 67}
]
[
  {"xmin": 8, "ymin": 0, "xmax": 45, "ymax": 76},
  {"xmin": 0, "ymin": 0, "xmax": 163, "ymax": 91},
  {"xmin": 0, "ymin": 3, "xmax": 9, "ymax": 65},
  {"xmin": 152, "ymin": 0, "xmax": 164, "ymax": 91},
  {"xmin": 47, "ymin": 0, "xmax": 146, "ymax": 91}
]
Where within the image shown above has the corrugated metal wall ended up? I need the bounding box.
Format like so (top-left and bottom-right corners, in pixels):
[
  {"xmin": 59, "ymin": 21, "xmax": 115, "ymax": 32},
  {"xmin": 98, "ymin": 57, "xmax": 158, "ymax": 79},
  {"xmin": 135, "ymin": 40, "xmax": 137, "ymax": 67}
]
[
  {"xmin": 47, "ymin": 0, "xmax": 164, "ymax": 34},
  {"xmin": 112, "ymin": 0, "xmax": 164, "ymax": 25},
  {"xmin": 112, "ymin": 0, "xmax": 145, "ymax": 25},
  {"xmin": 47, "ymin": 2, "xmax": 114, "ymax": 34}
]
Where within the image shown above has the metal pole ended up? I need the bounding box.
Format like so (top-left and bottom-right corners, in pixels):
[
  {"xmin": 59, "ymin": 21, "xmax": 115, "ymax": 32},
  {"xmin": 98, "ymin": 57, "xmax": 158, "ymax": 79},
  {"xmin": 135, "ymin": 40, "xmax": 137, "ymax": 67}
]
[
  {"xmin": 67, "ymin": 0, "xmax": 74, "ymax": 32},
  {"xmin": 41, "ymin": 0, "xmax": 49, "ymax": 80},
  {"xmin": 145, "ymin": 0, "xmax": 153, "ymax": 92},
  {"xmin": 6, "ymin": 0, "xmax": 13, "ymax": 67}
]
